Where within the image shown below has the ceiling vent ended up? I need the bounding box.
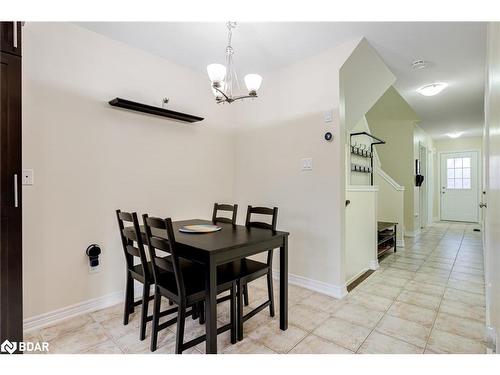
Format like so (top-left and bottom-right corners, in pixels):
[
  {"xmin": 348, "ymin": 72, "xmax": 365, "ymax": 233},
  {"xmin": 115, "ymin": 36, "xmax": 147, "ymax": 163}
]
[{"xmin": 411, "ymin": 60, "xmax": 428, "ymax": 70}]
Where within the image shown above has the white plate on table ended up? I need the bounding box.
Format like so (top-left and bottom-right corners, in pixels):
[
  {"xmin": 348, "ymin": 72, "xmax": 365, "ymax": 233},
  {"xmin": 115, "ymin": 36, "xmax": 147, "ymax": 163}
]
[{"xmin": 179, "ymin": 224, "xmax": 222, "ymax": 234}]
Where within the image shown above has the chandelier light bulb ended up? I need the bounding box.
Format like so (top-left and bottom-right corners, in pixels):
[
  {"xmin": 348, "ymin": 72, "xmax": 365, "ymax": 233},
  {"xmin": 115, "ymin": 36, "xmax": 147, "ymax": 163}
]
[
  {"xmin": 207, "ymin": 64, "xmax": 226, "ymax": 85},
  {"xmin": 244, "ymin": 74, "xmax": 263, "ymax": 95}
]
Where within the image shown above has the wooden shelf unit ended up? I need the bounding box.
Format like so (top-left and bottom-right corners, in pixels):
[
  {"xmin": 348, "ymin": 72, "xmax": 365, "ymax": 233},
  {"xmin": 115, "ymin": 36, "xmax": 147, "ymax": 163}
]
[{"xmin": 377, "ymin": 221, "xmax": 397, "ymax": 258}]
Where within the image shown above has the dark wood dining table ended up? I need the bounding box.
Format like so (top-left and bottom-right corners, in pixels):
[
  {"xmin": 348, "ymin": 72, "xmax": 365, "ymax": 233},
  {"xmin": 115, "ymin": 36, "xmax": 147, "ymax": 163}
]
[{"xmin": 137, "ymin": 218, "xmax": 289, "ymax": 354}]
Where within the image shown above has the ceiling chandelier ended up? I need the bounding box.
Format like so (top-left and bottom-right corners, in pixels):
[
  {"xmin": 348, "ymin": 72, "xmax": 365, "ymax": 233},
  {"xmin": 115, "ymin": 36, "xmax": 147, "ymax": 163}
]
[{"xmin": 207, "ymin": 22, "xmax": 263, "ymax": 104}]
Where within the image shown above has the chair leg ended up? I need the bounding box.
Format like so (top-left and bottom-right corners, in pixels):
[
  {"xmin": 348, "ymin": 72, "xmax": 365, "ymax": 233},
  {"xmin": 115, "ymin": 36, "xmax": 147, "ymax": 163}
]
[
  {"xmin": 237, "ymin": 280, "xmax": 244, "ymax": 341},
  {"xmin": 243, "ymin": 284, "xmax": 249, "ymax": 306},
  {"xmin": 150, "ymin": 288, "xmax": 161, "ymax": 352},
  {"xmin": 267, "ymin": 271, "xmax": 275, "ymax": 317},
  {"xmin": 198, "ymin": 301, "xmax": 205, "ymax": 325},
  {"xmin": 230, "ymin": 283, "xmax": 237, "ymax": 344},
  {"xmin": 175, "ymin": 303, "xmax": 186, "ymax": 354},
  {"xmin": 192, "ymin": 303, "xmax": 199, "ymax": 320},
  {"xmin": 123, "ymin": 273, "xmax": 134, "ymax": 325},
  {"xmin": 139, "ymin": 282, "xmax": 150, "ymax": 341}
]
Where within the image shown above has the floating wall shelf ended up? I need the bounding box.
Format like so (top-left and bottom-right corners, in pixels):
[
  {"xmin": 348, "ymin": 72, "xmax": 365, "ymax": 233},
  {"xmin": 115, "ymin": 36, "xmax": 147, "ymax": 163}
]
[{"xmin": 108, "ymin": 98, "xmax": 204, "ymax": 123}]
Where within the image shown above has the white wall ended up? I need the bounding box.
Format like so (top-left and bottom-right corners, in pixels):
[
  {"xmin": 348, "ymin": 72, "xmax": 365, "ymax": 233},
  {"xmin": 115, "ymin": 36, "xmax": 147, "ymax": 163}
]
[
  {"xmin": 233, "ymin": 40, "xmax": 359, "ymax": 297},
  {"xmin": 340, "ymin": 38, "xmax": 395, "ymax": 132},
  {"xmin": 366, "ymin": 87, "xmax": 422, "ymax": 236},
  {"xmin": 374, "ymin": 170, "xmax": 405, "ymax": 245},
  {"xmin": 484, "ymin": 22, "xmax": 500, "ymax": 350},
  {"xmin": 22, "ymin": 23, "xmax": 236, "ymax": 318},
  {"xmin": 340, "ymin": 41, "xmax": 397, "ymax": 285}
]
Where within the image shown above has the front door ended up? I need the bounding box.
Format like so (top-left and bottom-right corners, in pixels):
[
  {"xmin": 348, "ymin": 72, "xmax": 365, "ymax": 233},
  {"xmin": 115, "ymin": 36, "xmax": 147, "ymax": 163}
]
[{"xmin": 440, "ymin": 150, "xmax": 479, "ymax": 222}]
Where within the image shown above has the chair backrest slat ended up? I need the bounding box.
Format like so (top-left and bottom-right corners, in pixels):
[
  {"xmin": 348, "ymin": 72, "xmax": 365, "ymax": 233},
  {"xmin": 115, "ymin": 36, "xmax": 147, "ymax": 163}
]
[
  {"xmin": 116, "ymin": 209, "xmax": 150, "ymax": 279},
  {"xmin": 126, "ymin": 244, "xmax": 141, "ymax": 257},
  {"xmin": 212, "ymin": 203, "xmax": 238, "ymax": 225},
  {"xmin": 245, "ymin": 205, "xmax": 278, "ymax": 231},
  {"xmin": 143, "ymin": 214, "xmax": 185, "ymax": 298},
  {"xmin": 122, "ymin": 228, "xmax": 138, "ymax": 242}
]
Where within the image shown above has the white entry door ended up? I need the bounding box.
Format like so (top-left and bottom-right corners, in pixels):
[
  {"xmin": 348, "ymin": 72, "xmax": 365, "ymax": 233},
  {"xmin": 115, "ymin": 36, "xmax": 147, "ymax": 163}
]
[{"xmin": 440, "ymin": 151, "xmax": 479, "ymax": 222}]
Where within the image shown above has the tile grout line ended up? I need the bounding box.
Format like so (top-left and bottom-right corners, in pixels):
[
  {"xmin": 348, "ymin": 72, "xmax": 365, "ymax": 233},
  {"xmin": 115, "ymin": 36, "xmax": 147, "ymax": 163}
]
[
  {"xmin": 353, "ymin": 228, "xmax": 435, "ymax": 354},
  {"xmin": 422, "ymin": 224, "xmax": 464, "ymax": 353},
  {"xmin": 356, "ymin": 225, "xmax": 446, "ymax": 353}
]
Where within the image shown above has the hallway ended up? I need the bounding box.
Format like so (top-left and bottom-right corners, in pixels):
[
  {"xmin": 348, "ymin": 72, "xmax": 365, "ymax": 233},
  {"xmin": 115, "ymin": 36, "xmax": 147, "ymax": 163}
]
[{"xmin": 356, "ymin": 221, "xmax": 486, "ymax": 353}]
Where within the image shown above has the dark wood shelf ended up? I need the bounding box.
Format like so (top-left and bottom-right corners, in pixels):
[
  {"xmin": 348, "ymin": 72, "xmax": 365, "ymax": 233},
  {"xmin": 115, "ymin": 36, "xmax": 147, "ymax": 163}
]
[
  {"xmin": 108, "ymin": 98, "xmax": 204, "ymax": 123},
  {"xmin": 378, "ymin": 245, "xmax": 395, "ymax": 257},
  {"xmin": 378, "ymin": 234, "xmax": 395, "ymax": 246},
  {"xmin": 377, "ymin": 221, "xmax": 397, "ymax": 259}
]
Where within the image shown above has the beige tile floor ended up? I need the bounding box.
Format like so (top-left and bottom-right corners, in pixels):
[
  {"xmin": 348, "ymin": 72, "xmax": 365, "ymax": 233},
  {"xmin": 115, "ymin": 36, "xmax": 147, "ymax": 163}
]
[{"xmin": 24, "ymin": 222, "xmax": 486, "ymax": 354}]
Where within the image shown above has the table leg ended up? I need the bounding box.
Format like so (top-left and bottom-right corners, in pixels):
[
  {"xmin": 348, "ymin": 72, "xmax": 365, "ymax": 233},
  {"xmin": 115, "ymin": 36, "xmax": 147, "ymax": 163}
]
[
  {"xmin": 279, "ymin": 236, "xmax": 288, "ymax": 331},
  {"xmin": 205, "ymin": 257, "xmax": 217, "ymax": 354}
]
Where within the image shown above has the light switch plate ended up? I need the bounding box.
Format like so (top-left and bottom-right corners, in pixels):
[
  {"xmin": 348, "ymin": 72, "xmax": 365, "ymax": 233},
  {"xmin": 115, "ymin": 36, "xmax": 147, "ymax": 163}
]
[
  {"xmin": 323, "ymin": 110, "xmax": 333, "ymax": 123},
  {"xmin": 22, "ymin": 169, "xmax": 34, "ymax": 185},
  {"xmin": 301, "ymin": 158, "xmax": 313, "ymax": 171}
]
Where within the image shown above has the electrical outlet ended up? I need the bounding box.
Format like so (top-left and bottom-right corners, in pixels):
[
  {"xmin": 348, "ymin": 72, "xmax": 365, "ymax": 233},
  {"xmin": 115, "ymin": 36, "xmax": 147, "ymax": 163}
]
[
  {"xmin": 89, "ymin": 264, "xmax": 101, "ymax": 274},
  {"xmin": 22, "ymin": 169, "xmax": 34, "ymax": 185}
]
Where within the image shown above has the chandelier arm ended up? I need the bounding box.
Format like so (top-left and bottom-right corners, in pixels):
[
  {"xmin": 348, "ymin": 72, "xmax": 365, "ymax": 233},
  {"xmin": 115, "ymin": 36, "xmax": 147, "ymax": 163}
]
[
  {"xmin": 213, "ymin": 86, "xmax": 231, "ymax": 101},
  {"xmin": 231, "ymin": 94, "xmax": 258, "ymax": 102}
]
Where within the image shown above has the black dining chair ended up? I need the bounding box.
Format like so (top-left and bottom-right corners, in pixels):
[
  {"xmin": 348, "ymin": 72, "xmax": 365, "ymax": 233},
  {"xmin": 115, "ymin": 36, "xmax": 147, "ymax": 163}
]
[
  {"xmin": 212, "ymin": 203, "xmax": 238, "ymax": 225},
  {"xmin": 235, "ymin": 205, "xmax": 278, "ymax": 340},
  {"xmin": 211, "ymin": 202, "xmax": 254, "ymax": 305},
  {"xmin": 116, "ymin": 209, "xmax": 155, "ymax": 341},
  {"xmin": 143, "ymin": 214, "xmax": 238, "ymax": 354}
]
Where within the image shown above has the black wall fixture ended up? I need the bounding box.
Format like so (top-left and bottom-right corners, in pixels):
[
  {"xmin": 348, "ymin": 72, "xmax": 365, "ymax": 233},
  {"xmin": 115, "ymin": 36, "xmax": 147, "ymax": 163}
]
[
  {"xmin": 86, "ymin": 244, "xmax": 101, "ymax": 268},
  {"xmin": 108, "ymin": 98, "xmax": 204, "ymax": 123},
  {"xmin": 349, "ymin": 132, "xmax": 386, "ymax": 186}
]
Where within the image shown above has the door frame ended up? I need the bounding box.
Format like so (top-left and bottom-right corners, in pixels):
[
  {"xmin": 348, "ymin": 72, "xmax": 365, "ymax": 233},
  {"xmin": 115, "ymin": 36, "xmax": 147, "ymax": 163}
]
[
  {"xmin": 419, "ymin": 142, "xmax": 428, "ymax": 229},
  {"xmin": 438, "ymin": 149, "xmax": 481, "ymax": 222}
]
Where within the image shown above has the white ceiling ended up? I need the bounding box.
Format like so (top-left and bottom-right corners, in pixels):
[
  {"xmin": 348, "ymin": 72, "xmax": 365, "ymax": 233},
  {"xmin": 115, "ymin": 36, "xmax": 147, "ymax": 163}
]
[{"xmin": 77, "ymin": 22, "xmax": 487, "ymax": 139}]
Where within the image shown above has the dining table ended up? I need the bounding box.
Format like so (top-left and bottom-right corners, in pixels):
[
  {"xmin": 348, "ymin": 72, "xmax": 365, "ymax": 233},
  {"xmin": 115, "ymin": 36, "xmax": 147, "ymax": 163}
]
[{"xmin": 136, "ymin": 218, "xmax": 289, "ymax": 354}]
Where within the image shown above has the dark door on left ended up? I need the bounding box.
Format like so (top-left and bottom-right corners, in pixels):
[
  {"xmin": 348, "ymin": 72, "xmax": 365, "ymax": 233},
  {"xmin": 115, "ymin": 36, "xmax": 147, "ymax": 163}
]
[{"xmin": 0, "ymin": 22, "xmax": 23, "ymax": 353}]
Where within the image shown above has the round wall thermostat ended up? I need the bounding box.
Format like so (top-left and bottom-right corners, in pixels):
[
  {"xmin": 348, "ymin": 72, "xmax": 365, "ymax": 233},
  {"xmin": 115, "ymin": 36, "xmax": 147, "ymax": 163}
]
[{"xmin": 324, "ymin": 132, "xmax": 333, "ymax": 142}]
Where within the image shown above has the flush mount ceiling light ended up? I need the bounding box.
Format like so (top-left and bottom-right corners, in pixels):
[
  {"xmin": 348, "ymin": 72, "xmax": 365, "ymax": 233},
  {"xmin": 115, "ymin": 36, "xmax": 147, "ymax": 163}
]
[
  {"xmin": 446, "ymin": 132, "xmax": 464, "ymax": 139},
  {"xmin": 207, "ymin": 22, "xmax": 262, "ymax": 104},
  {"xmin": 417, "ymin": 82, "xmax": 448, "ymax": 96}
]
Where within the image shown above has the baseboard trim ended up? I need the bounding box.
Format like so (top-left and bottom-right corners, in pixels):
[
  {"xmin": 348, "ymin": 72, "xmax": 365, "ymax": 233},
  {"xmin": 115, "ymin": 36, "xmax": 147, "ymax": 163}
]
[
  {"xmin": 23, "ymin": 285, "xmax": 145, "ymax": 333},
  {"xmin": 368, "ymin": 260, "xmax": 379, "ymax": 270},
  {"xmin": 24, "ymin": 271, "xmax": 351, "ymax": 332},
  {"xmin": 405, "ymin": 228, "xmax": 421, "ymax": 237},
  {"xmin": 346, "ymin": 268, "xmax": 369, "ymax": 286},
  {"xmin": 273, "ymin": 270, "xmax": 348, "ymax": 299}
]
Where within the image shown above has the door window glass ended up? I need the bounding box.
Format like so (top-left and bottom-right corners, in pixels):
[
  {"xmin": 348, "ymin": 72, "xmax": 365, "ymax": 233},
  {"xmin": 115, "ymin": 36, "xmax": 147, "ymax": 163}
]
[{"xmin": 446, "ymin": 157, "xmax": 471, "ymax": 189}]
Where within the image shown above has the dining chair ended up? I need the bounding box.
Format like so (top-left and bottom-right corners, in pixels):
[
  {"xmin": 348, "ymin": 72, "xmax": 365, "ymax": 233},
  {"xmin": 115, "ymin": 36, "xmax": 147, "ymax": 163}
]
[
  {"xmin": 143, "ymin": 214, "xmax": 238, "ymax": 353},
  {"xmin": 212, "ymin": 203, "xmax": 238, "ymax": 225},
  {"xmin": 116, "ymin": 209, "xmax": 155, "ymax": 341},
  {"xmin": 236, "ymin": 205, "xmax": 278, "ymax": 340},
  {"xmin": 211, "ymin": 202, "xmax": 253, "ymax": 305}
]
